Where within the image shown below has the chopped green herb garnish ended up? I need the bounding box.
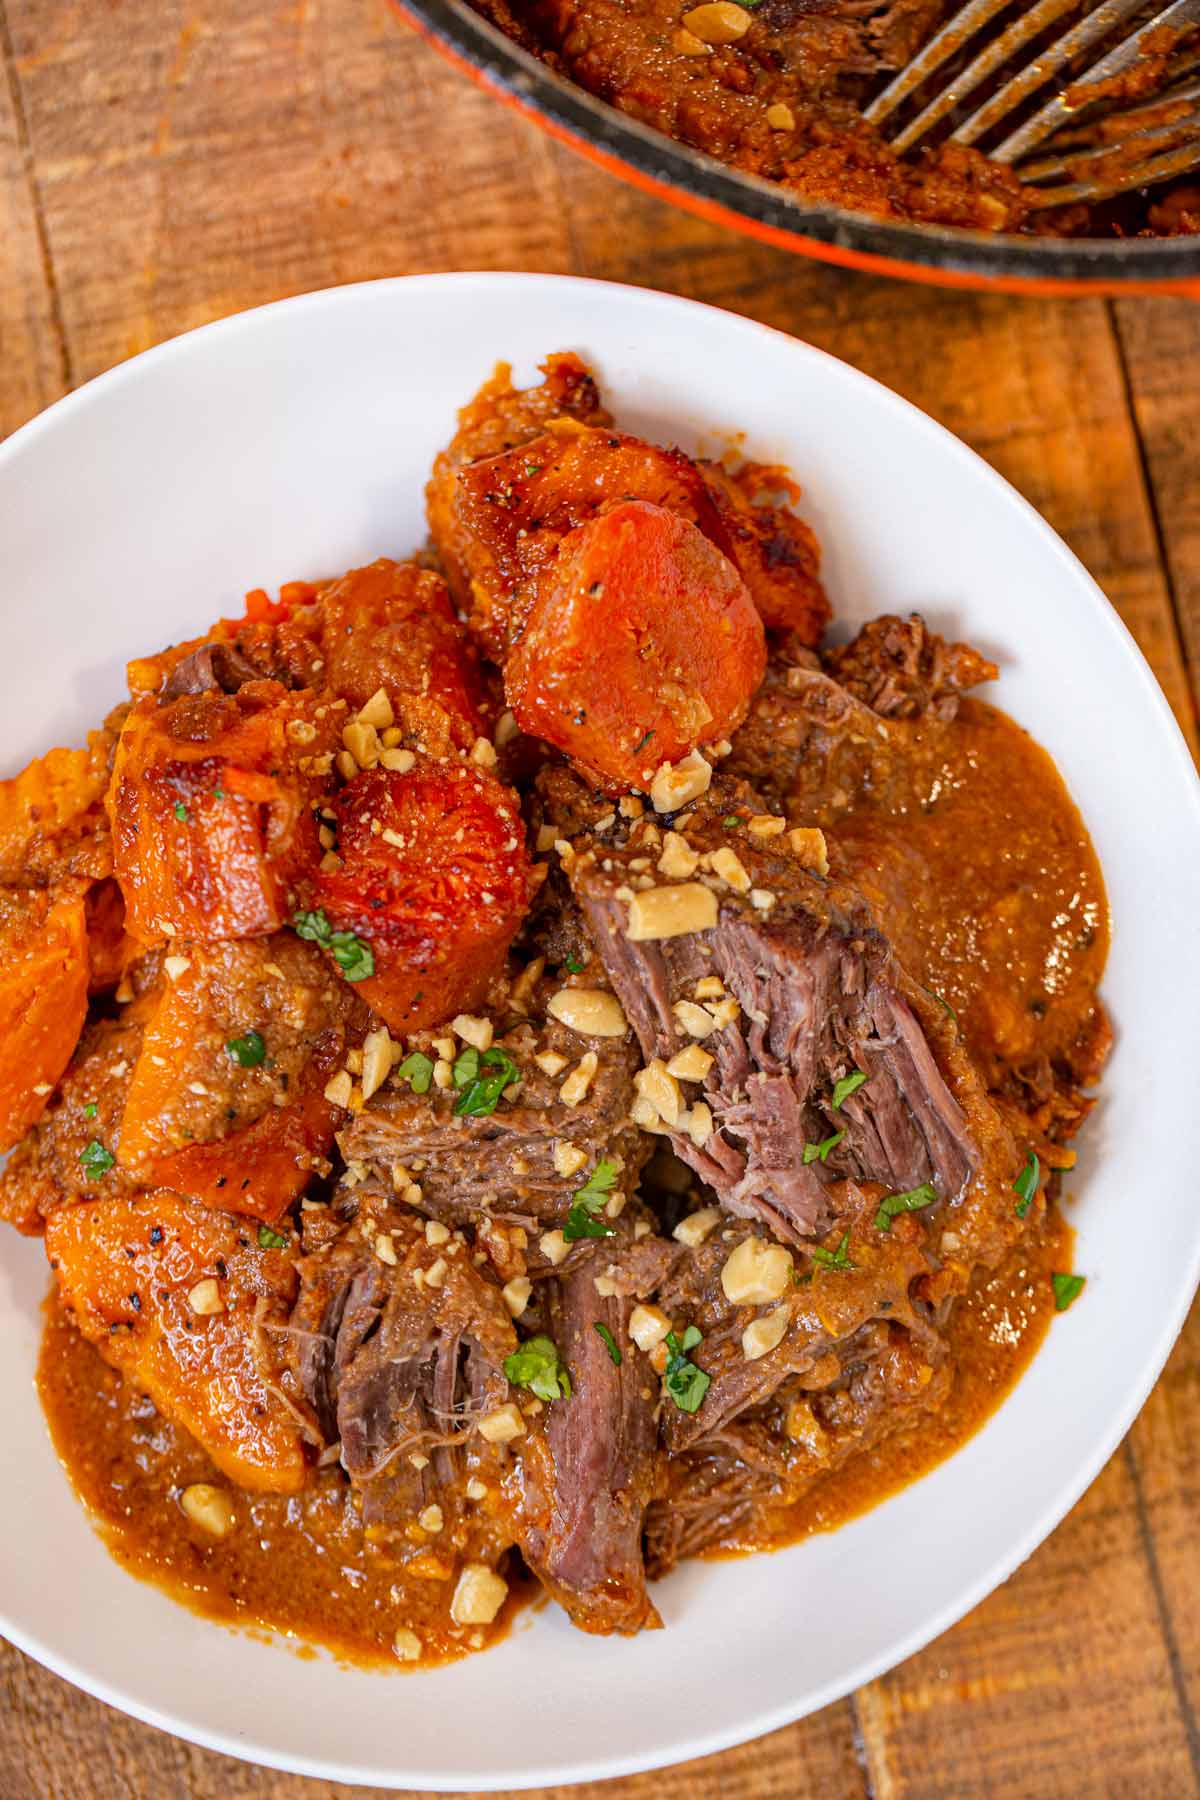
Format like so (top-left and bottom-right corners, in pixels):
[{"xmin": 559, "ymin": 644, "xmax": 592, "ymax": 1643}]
[
  {"xmin": 802, "ymin": 1129, "xmax": 845, "ymax": 1166},
  {"xmin": 632, "ymin": 729, "xmax": 654, "ymax": 756},
  {"xmin": 1013, "ymin": 1149, "xmax": 1040, "ymax": 1219},
  {"xmin": 811, "ymin": 1230, "xmax": 855, "ymax": 1271},
  {"xmin": 504, "ymin": 1334, "xmax": 572, "ymax": 1401},
  {"xmin": 831, "ymin": 1070, "xmax": 868, "ymax": 1111},
  {"xmin": 79, "ymin": 1140, "xmax": 115, "ymax": 1179},
  {"xmin": 564, "ymin": 957, "xmax": 586, "ymax": 974},
  {"xmin": 722, "ymin": 815, "xmax": 741, "ymax": 828},
  {"xmin": 874, "ymin": 1182, "xmax": 937, "ymax": 1232},
  {"xmin": 173, "ymin": 801, "xmax": 189, "ymax": 823},
  {"xmin": 225, "ymin": 1029, "xmax": 267, "ymax": 1068},
  {"xmin": 929, "ymin": 988, "xmax": 958, "ymax": 1026},
  {"xmin": 83, "ymin": 1102, "xmax": 98, "ymax": 1119},
  {"xmin": 663, "ymin": 1325, "xmax": 709, "ymax": 1414},
  {"xmin": 563, "ymin": 1158, "xmax": 619, "ymax": 1241},
  {"xmin": 594, "ymin": 1322, "xmax": 622, "ymax": 1365},
  {"xmin": 524, "ymin": 461, "xmax": 543, "ymax": 477},
  {"xmin": 214, "ymin": 785, "xmax": 225, "ymax": 800},
  {"xmin": 1052, "ymin": 1272, "xmax": 1086, "ymax": 1312},
  {"xmin": 397, "ymin": 1051, "xmax": 435, "ymax": 1096},
  {"xmin": 292, "ymin": 908, "xmax": 375, "ymax": 982},
  {"xmin": 258, "ymin": 1224, "xmax": 289, "ymax": 1250},
  {"xmin": 453, "ymin": 1045, "xmax": 519, "ymax": 1117}
]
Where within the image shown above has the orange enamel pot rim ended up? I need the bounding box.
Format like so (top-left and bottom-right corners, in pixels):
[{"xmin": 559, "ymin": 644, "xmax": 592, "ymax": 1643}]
[{"xmin": 393, "ymin": 0, "xmax": 1200, "ymax": 296}]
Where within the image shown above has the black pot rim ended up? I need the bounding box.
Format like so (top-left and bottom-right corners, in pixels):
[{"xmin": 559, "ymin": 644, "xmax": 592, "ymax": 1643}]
[{"xmin": 402, "ymin": 0, "xmax": 1200, "ymax": 288}]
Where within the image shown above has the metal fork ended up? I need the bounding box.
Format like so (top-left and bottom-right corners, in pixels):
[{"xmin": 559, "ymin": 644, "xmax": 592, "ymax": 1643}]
[{"xmin": 864, "ymin": 0, "xmax": 1200, "ymax": 209}]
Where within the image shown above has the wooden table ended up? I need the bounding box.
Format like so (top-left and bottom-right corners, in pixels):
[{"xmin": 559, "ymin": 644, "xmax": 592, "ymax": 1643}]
[{"xmin": 2, "ymin": 1, "xmax": 1198, "ymax": 1794}]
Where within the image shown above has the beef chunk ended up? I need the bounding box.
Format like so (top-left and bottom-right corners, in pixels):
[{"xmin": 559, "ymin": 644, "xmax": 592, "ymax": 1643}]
[
  {"xmin": 288, "ymin": 1213, "xmax": 516, "ymax": 1525},
  {"xmin": 338, "ymin": 1012, "xmax": 646, "ymax": 1231},
  {"xmin": 823, "ymin": 614, "xmax": 997, "ymax": 721},
  {"xmin": 160, "ymin": 641, "xmax": 263, "ymax": 699},
  {"xmin": 511, "ymin": 1230, "xmax": 675, "ymax": 1634},
  {"xmin": 565, "ymin": 794, "xmax": 977, "ymax": 1244}
]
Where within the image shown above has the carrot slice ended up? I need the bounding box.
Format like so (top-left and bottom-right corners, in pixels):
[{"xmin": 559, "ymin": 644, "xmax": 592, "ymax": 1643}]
[
  {"xmin": 315, "ymin": 759, "xmax": 535, "ymax": 1034},
  {"xmin": 505, "ymin": 500, "xmax": 766, "ymax": 792}
]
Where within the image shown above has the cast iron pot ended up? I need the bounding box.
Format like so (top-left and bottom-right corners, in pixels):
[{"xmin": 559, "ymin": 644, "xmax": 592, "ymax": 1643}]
[{"xmin": 396, "ymin": 0, "xmax": 1200, "ymax": 296}]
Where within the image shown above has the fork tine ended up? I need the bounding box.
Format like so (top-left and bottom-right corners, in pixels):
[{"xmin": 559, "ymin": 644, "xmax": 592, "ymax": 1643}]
[
  {"xmin": 862, "ymin": 0, "xmax": 1012, "ymax": 128},
  {"xmin": 1023, "ymin": 132, "xmax": 1200, "ymax": 205},
  {"xmin": 1020, "ymin": 94, "xmax": 1200, "ymax": 179},
  {"xmin": 1018, "ymin": 76, "xmax": 1200, "ymax": 172},
  {"xmin": 946, "ymin": 0, "xmax": 1148, "ymax": 148},
  {"xmin": 885, "ymin": 0, "xmax": 1079, "ymax": 153},
  {"xmin": 993, "ymin": 0, "xmax": 1200, "ymax": 162}
]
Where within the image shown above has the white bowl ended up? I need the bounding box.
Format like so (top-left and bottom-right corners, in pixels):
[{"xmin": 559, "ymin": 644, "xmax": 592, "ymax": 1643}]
[{"xmin": 2, "ymin": 274, "xmax": 1198, "ymax": 1790}]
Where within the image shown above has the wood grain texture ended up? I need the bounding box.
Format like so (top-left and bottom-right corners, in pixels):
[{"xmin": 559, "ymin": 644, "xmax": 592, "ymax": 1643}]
[{"xmin": 1, "ymin": 0, "xmax": 1198, "ymax": 1795}]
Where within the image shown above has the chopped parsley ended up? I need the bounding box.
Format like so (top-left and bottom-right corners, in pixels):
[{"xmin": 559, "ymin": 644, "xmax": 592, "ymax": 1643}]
[
  {"xmin": 632, "ymin": 729, "xmax": 654, "ymax": 756},
  {"xmin": 452, "ymin": 1045, "xmax": 519, "ymax": 1117},
  {"xmin": 173, "ymin": 801, "xmax": 189, "ymax": 823},
  {"xmin": 225, "ymin": 1029, "xmax": 267, "ymax": 1068},
  {"xmin": 722, "ymin": 815, "xmax": 741, "ymax": 828},
  {"xmin": 524, "ymin": 461, "xmax": 543, "ymax": 476},
  {"xmin": 802, "ymin": 1129, "xmax": 844, "ymax": 1166},
  {"xmin": 663, "ymin": 1325, "xmax": 709, "ymax": 1414},
  {"xmin": 563, "ymin": 1158, "xmax": 618, "ymax": 1241},
  {"xmin": 594, "ymin": 1322, "xmax": 622, "ymax": 1365},
  {"xmin": 258, "ymin": 1224, "xmax": 289, "ymax": 1250},
  {"xmin": 214, "ymin": 784, "xmax": 225, "ymax": 800},
  {"xmin": 504, "ymin": 1334, "xmax": 572, "ymax": 1401},
  {"xmin": 1013, "ymin": 1150, "xmax": 1040, "ymax": 1219},
  {"xmin": 397, "ymin": 1051, "xmax": 435, "ymax": 1095},
  {"xmin": 831, "ymin": 1070, "xmax": 868, "ymax": 1111},
  {"xmin": 79, "ymin": 1140, "xmax": 115, "ymax": 1179},
  {"xmin": 873, "ymin": 1181, "xmax": 937, "ymax": 1233},
  {"xmin": 1052, "ymin": 1272, "xmax": 1086, "ymax": 1312},
  {"xmin": 83, "ymin": 1102, "xmax": 97, "ymax": 1120},
  {"xmin": 292, "ymin": 908, "xmax": 375, "ymax": 982},
  {"xmin": 811, "ymin": 1230, "xmax": 855, "ymax": 1271},
  {"xmin": 928, "ymin": 988, "xmax": 958, "ymax": 1026},
  {"xmin": 564, "ymin": 957, "xmax": 586, "ymax": 974}
]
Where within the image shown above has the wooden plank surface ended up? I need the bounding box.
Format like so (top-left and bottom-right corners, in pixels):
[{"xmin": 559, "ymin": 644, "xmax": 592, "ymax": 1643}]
[{"xmin": 0, "ymin": 0, "xmax": 1197, "ymax": 1795}]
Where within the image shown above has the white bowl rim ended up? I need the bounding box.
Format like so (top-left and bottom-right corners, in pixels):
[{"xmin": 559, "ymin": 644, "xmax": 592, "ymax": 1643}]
[{"xmin": 0, "ymin": 271, "xmax": 1198, "ymax": 1790}]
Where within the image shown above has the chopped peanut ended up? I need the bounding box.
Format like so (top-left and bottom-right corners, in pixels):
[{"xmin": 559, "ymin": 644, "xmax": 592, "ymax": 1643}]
[
  {"xmin": 788, "ymin": 827, "xmax": 829, "ymax": 876},
  {"xmin": 547, "ymin": 988, "xmax": 628, "ymax": 1038},
  {"xmin": 658, "ymin": 831, "xmax": 701, "ymax": 880},
  {"xmin": 393, "ymin": 1627, "xmax": 422, "ymax": 1661},
  {"xmin": 452, "ymin": 1013, "xmax": 494, "ymax": 1051},
  {"xmin": 635, "ymin": 1059, "xmax": 683, "ymax": 1127},
  {"xmin": 721, "ymin": 1236, "xmax": 794, "ymax": 1304},
  {"xmin": 666, "ymin": 1044, "xmax": 714, "ymax": 1082},
  {"xmin": 357, "ymin": 688, "xmax": 394, "ymax": 730},
  {"xmin": 673, "ymin": 1206, "xmax": 722, "ymax": 1248},
  {"xmin": 180, "ymin": 1483, "xmax": 235, "ymax": 1537},
  {"xmin": 682, "ymin": 0, "xmax": 752, "ymax": 42},
  {"xmin": 502, "ymin": 1276, "xmax": 532, "ymax": 1318},
  {"xmin": 478, "ymin": 1403, "xmax": 526, "ymax": 1444},
  {"xmin": 626, "ymin": 882, "xmax": 719, "ymax": 942},
  {"xmin": 742, "ymin": 1306, "xmax": 789, "ymax": 1361},
  {"xmin": 560, "ymin": 1052, "xmax": 599, "ymax": 1106},
  {"xmin": 710, "ymin": 845, "xmax": 752, "ymax": 893},
  {"xmin": 553, "ymin": 1140, "xmax": 588, "ymax": 1178},
  {"xmin": 629, "ymin": 1304, "xmax": 671, "ymax": 1352},
  {"xmin": 673, "ymin": 999, "xmax": 718, "ymax": 1038},
  {"xmin": 187, "ymin": 1278, "xmax": 223, "ymax": 1317},
  {"xmin": 450, "ymin": 1564, "xmax": 508, "ymax": 1626},
  {"xmin": 539, "ymin": 1229, "xmax": 570, "ymax": 1266},
  {"xmin": 649, "ymin": 749, "xmax": 713, "ymax": 812}
]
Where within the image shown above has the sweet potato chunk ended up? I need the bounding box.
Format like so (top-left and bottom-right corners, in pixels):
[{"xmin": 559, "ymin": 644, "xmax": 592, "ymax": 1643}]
[
  {"xmin": 315, "ymin": 760, "xmax": 535, "ymax": 1034},
  {"xmin": 506, "ymin": 502, "xmax": 766, "ymax": 791},
  {"xmin": 46, "ymin": 1191, "xmax": 308, "ymax": 1492},
  {"xmin": 0, "ymin": 978, "xmax": 158, "ymax": 1233},
  {"xmin": 319, "ymin": 559, "xmax": 484, "ymax": 755},
  {"xmin": 0, "ymin": 889, "xmax": 90, "ymax": 1151},
  {"xmin": 0, "ymin": 737, "xmax": 112, "ymax": 886},
  {"xmin": 108, "ymin": 682, "xmax": 333, "ymax": 943},
  {"xmin": 119, "ymin": 934, "xmax": 366, "ymax": 1223}
]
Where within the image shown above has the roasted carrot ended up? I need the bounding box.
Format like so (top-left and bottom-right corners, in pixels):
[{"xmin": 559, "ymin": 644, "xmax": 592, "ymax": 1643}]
[{"xmin": 505, "ymin": 500, "xmax": 766, "ymax": 791}]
